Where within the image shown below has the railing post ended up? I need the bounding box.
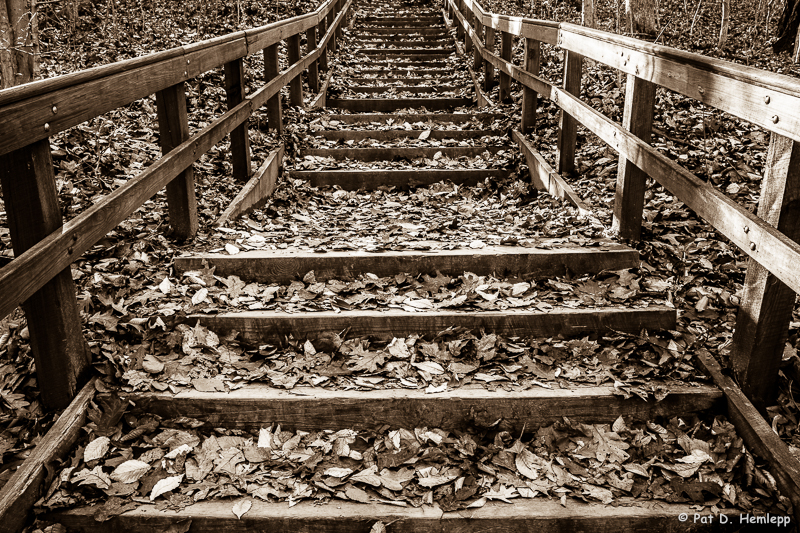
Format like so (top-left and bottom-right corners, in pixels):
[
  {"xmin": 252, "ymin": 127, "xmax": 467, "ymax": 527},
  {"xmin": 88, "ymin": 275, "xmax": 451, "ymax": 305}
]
[
  {"xmin": 318, "ymin": 16, "xmax": 329, "ymax": 72},
  {"xmin": 464, "ymin": 7, "xmax": 473, "ymax": 54},
  {"xmin": 335, "ymin": 0, "xmax": 343, "ymax": 42},
  {"xmin": 0, "ymin": 140, "xmax": 90, "ymax": 409},
  {"xmin": 521, "ymin": 37, "xmax": 540, "ymax": 133},
  {"xmin": 222, "ymin": 60, "xmax": 252, "ymax": 182},
  {"xmin": 499, "ymin": 31, "xmax": 512, "ymax": 102},
  {"xmin": 455, "ymin": 2, "xmax": 465, "ymax": 41},
  {"xmin": 327, "ymin": 8, "xmax": 336, "ymax": 53},
  {"xmin": 306, "ymin": 25, "xmax": 320, "ymax": 93},
  {"xmin": 287, "ymin": 34, "xmax": 304, "ymax": 107},
  {"xmin": 556, "ymin": 50, "xmax": 583, "ymax": 176},
  {"xmin": 472, "ymin": 13, "xmax": 482, "ymax": 70},
  {"xmin": 612, "ymin": 73, "xmax": 655, "ymax": 241},
  {"xmin": 264, "ymin": 44, "xmax": 283, "ymax": 134},
  {"xmin": 484, "ymin": 25, "xmax": 495, "ymax": 92},
  {"xmin": 731, "ymin": 133, "xmax": 800, "ymax": 410}
]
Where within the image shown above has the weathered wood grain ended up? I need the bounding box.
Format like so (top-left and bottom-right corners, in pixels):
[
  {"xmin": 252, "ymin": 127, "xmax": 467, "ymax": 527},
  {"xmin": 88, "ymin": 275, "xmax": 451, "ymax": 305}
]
[
  {"xmin": 175, "ymin": 244, "xmax": 637, "ymax": 284},
  {"xmin": 483, "ymin": 26, "xmax": 495, "ymax": 92},
  {"xmin": 326, "ymin": 97, "xmax": 473, "ymax": 111},
  {"xmin": 224, "ymin": 58, "xmax": 252, "ymax": 182},
  {"xmin": 312, "ymin": 129, "xmax": 502, "ymax": 141},
  {"xmin": 355, "ymin": 27, "xmax": 448, "ymax": 34},
  {"xmin": 287, "ymin": 168, "xmax": 511, "ymax": 189},
  {"xmin": 499, "ymin": 30, "xmax": 513, "ymax": 101},
  {"xmin": 300, "ymin": 145, "xmax": 506, "ymax": 161},
  {"xmin": 0, "ymin": 377, "xmax": 96, "ymax": 533},
  {"xmin": 0, "ymin": 140, "xmax": 90, "ymax": 408},
  {"xmin": 521, "ymin": 37, "xmax": 540, "ymax": 132},
  {"xmin": 612, "ymin": 74, "xmax": 655, "ymax": 241},
  {"xmin": 48, "ymin": 496, "xmax": 740, "ymax": 533},
  {"xmin": 344, "ymin": 85, "xmax": 470, "ymax": 94},
  {"xmin": 306, "ymin": 25, "xmax": 320, "ymax": 93},
  {"xmin": 319, "ymin": 112, "xmax": 504, "ymax": 123},
  {"xmin": 556, "ymin": 50, "xmax": 582, "ymax": 176},
  {"xmin": 214, "ymin": 144, "xmax": 284, "ymax": 227},
  {"xmin": 263, "ymin": 44, "xmax": 283, "ymax": 134},
  {"xmin": 287, "ymin": 33, "xmax": 304, "ymax": 106}
]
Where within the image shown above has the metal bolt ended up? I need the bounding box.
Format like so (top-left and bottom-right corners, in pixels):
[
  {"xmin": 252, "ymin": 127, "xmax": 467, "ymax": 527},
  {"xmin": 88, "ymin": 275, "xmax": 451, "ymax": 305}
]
[
  {"xmin": 44, "ymin": 123, "xmax": 50, "ymax": 132},
  {"xmin": 743, "ymin": 226, "xmax": 749, "ymax": 233},
  {"xmin": 187, "ymin": 59, "xmax": 191, "ymax": 64},
  {"xmin": 52, "ymin": 105, "xmax": 58, "ymax": 114},
  {"xmin": 765, "ymin": 95, "xmax": 771, "ymax": 104},
  {"xmin": 773, "ymin": 115, "xmax": 779, "ymax": 123},
  {"xmin": 698, "ymin": 86, "xmax": 704, "ymax": 94},
  {"xmin": 750, "ymin": 242, "xmax": 756, "ymax": 251},
  {"xmin": 72, "ymin": 234, "xmax": 78, "ymax": 241},
  {"xmin": 67, "ymin": 246, "xmax": 74, "ymax": 255}
]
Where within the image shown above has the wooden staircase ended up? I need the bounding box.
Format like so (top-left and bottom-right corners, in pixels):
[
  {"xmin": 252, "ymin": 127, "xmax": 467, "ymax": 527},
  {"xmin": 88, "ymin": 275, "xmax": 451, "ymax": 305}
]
[{"xmin": 31, "ymin": 1, "xmax": 755, "ymax": 532}]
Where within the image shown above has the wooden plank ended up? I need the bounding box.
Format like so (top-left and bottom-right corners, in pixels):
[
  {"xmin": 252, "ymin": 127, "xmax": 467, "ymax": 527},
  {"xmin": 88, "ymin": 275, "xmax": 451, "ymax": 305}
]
[
  {"xmin": 612, "ymin": 74, "xmax": 655, "ymax": 241},
  {"xmin": 44, "ymin": 498, "xmax": 743, "ymax": 533},
  {"xmin": 309, "ymin": 68, "xmax": 335, "ymax": 110},
  {"xmin": 244, "ymin": 13, "xmax": 317, "ymax": 55},
  {"xmin": 287, "ymin": 34, "xmax": 304, "ymax": 107},
  {"xmin": 306, "ymin": 25, "xmax": 320, "ymax": 93},
  {"xmin": 521, "ymin": 37, "xmax": 540, "ymax": 132},
  {"xmin": 184, "ymin": 35, "xmax": 247, "ymax": 79},
  {"xmin": 224, "ymin": 58, "xmax": 252, "ymax": 182},
  {"xmin": 345, "ymin": 85, "xmax": 469, "ymax": 94},
  {"xmin": 0, "ymin": 140, "xmax": 90, "ymax": 409},
  {"xmin": 300, "ymin": 145, "xmax": 506, "ymax": 161},
  {"xmin": 128, "ymin": 383, "xmax": 722, "ymax": 432},
  {"xmin": 499, "ymin": 31, "xmax": 512, "ymax": 101},
  {"xmin": 483, "ymin": 26, "xmax": 495, "ymax": 92},
  {"xmin": 548, "ymin": 80, "xmax": 800, "ymax": 296},
  {"xmin": 317, "ymin": 16, "xmax": 329, "ymax": 71},
  {"xmin": 156, "ymin": 82, "xmax": 199, "ymax": 240},
  {"xmin": 343, "ymin": 76, "xmax": 460, "ymax": 84},
  {"xmin": 326, "ymin": 98, "xmax": 472, "ymax": 111},
  {"xmin": 730, "ymin": 133, "xmax": 800, "ymax": 410},
  {"xmin": 0, "ymin": 100, "xmax": 253, "ymax": 324},
  {"xmin": 357, "ymin": 52, "xmax": 454, "ymax": 60},
  {"xmin": 214, "ymin": 144, "xmax": 284, "ymax": 227},
  {"xmin": 319, "ymin": 112, "xmax": 504, "ymax": 123},
  {"xmin": 512, "ymin": 130, "xmax": 589, "ymax": 213},
  {"xmin": 695, "ymin": 350, "xmax": 800, "ymax": 517},
  {"xmin": 196, "ymin": 307, "xmax": 676, "ymax": 344},
  {"xmin": 0, "ymin": 378, "xmax": 96, "ymax": 533},
  {"xmin": 559, "ymin": 24, "xmax": 800, "ymax": 143},
  {"xmin": 263, "ymin": 44, "xmax": 283, "ymax": 134},
  {"xmin": 175, "ymin": 244, "xmax": 637, "ymax": 283},
  {"xmin": 361, "ymin": 21, "xmax": 445, "ymax": 27},
  {"xmin": 312, "ymin": 129, "xmax": 503, "ymax": 141},
  {"xmin": 358, "ymin": 40, "xmax": 453, "ymax": 48},
  {"xmin": 354, "ymin": 27, "xmax": 448, "ymax": 34},
  {"xmin": 287, "ymin": 168, "xmax": 511, "ymax": 189},
  {"xmin": 556, "ymin": 50, "xmax": 582, "ymax": 176}
]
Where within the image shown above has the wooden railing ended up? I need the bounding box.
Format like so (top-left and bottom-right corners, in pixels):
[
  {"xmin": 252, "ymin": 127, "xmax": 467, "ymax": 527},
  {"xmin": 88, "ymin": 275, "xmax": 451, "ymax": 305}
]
[
  {"xmin": 0, "ymin": 0, "xmax": 352, "ymax": 409},
  {"xmin": 447, "ymin": 0, "xmax": 800, "ymax": 412}
]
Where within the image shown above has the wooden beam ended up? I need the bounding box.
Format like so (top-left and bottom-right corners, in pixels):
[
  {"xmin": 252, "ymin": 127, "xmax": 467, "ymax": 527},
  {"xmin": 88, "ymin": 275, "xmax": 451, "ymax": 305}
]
[
  {"xmin": 556, "ymin": 50, "xmax": 582, "ymax": 177},
  {"xmin": 521, "ymin": 37, "xmax": 540, "ymax": 133},
  {"xmin": 224, "ymin": 58, "xmax": 252, "ymax": 182},
  {"xmin": 731, "ymin": 133, "xmax": 800, "ymax": 410},
  {"xmin": 499, "ymin": 31, "xmax": 513, "ymax": 101},
  {"xmin": 287, "ymin": 168, "xmax": 511, "ymax": 189},
  {"xmin": 214, "ymin": 144, "xmax": 284, "ymax": 227},
  {"xmin": 342, "ymin": 85, "xmax": 470, "ymax": 94},
  {"xmin": 287, "ymin": 34, "xmax": 304, "ymax": 107},
  {"xmin": 175, "ymin": 244, "xmax": 638, "ymax": 284},
  {"xmin": 325, "ymin": 98, "xmax": 473, "ymax": 111},
  {"xmin": 483, "ymin": 26, "xmax": 495, "ymax": 92},
  {"xmin": 156, "ymin": 82, "xmax": 199, "ymax": 239},
  {"xmin": 612, "ymin": 74, "xmax": 655, "ymax": 242},
  {"xmin": 195, "ymin": 307, "xmax": 676, "ymax": 344},
  {"xmin": 48, "ymin": 498, "xmax": 738, "ymax": 533},
  {"xmin": 0, "ymin": 140, "xmax": 90, "ymax": 409},
  {"xmin": 472, "ymin": 15, "xmax": 483, "ymax": 70},
  {"xmin": 317, "ymin": 16, "xmax": 329, "ymax": 71},
  {"xmin": 312, "ymin": 129, "xmax": 503, "ymax": 141},
  {"xmin": 319, "ymin": 112, "xmax": 504, "ymax": 123},
  {"xmin": 300, "ymin": 145, "xmax": 506, "ymax": 161},
  {"xmin": 306, "ymin": 25, "xmax": 320, "ymax": 93},
  {"xmin": 263, "ymin": 44, "xmax": 283, "ymax": 134}
]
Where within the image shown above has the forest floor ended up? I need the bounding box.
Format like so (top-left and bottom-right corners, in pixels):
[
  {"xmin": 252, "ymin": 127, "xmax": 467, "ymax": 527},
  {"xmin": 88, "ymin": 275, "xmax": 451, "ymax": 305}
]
[{"xmin": 0, "ymin": 0, "xmax": 799, "ymax": 528}]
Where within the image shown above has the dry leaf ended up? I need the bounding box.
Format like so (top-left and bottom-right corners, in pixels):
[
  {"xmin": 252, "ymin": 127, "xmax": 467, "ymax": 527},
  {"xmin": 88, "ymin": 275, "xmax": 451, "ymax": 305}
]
[
  {"xmin": 232, "ymin": 499, "xmax": 252, "ymax": 519},
  {"xmin": 150, "ymin": 474, "xmax": 184, "ymax": 500},
  {"xmin": 84, "ymin": 436, "xmax": 111, "ymax": 463},
  {"xmin": 110, "ymin": 460, "xmax": 150, "ymax": 484}
]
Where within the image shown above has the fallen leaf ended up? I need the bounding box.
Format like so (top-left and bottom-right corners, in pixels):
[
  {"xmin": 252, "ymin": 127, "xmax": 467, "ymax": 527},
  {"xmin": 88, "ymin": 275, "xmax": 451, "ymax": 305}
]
[
  {"xmin": 110, "ymin": 460, "xmax": 150, "ymax": 484},
  {"xmin": 150, "ymin": 474, "xmax": 184, "ymax": 500},
  {"xmin": 232, "ymin": 499, "xmax": 252, "ymax": 519}
]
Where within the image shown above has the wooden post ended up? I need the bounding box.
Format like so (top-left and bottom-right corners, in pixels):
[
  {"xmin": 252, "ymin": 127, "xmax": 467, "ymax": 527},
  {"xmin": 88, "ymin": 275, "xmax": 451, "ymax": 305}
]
[
  {"xmin": 0, "ymin": 140, "xmax": 90, "ymax": 409},
  {"xmin": 318, "ymin": 17, "xmax": 329, "ymax": 72},
  {"xmin": 612, "ymin": 74, "xmax": 655, "ymax": 241},
  {"xmin": 456, "ymin": 3, "xmax": 465, "ymax": 41},
  {"xmin": 307, "ymin": 25, "xmax": 320, "ymax": 93},
  {"xmin": 287, "ymin": 34, "xmax": 303, "ymax": 107},
  {"xmin": 484, "ymin": 26, "xmax": 495, "ymax": 92},
  {"xmin": 731, "ymin": 133, "xmax": 800, "ymax": 410},
  {"xmin": 327, "ymin": 9, "xmax": 336, "ymax": 53},
  {"xmin": 156, "ymin": 83, "xmax": 199, "ymax": 239},
  {"xmin": 264, "ymin": 44, "xmax": 283, "ymax": 134},
  {"xmin": 556, "ymin": 50, "xmax": 583, "ymax": 176},
  {"xmin": 335, "ymin": 0, "xmax": 343, "ymax": 41},
  {"xmin": 499, "ymin": 31, "xmax": 512, "ymax": 102},
  {"xmin": 464, "ymin": 11, "xmax": 473, "ymax": 53},
  {"xmin": 473, "ymin": 15, "xmax": 482, "ymax": 70},
  {"xmin": 222, "ymin": 60, "xmax": 252, "ymax": 182},
  {"xmin": 521, "ymin": 37, "xmax": 540, "ymax": 133}
]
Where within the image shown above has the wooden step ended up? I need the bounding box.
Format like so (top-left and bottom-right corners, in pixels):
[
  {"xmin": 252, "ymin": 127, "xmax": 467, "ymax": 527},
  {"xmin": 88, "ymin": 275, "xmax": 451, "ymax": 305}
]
[
  {"xmin": 345, "ymin": 76, "xmax": 461, "ymax": 84},
  {"xmin": 358, "ymin": 59, "xmax": 450, "ymax": 67},
  {"xmin": 175, "ymin": 244, "xmax": 638, "ymax": 284},
  {"xmin": 358, "ymin": 51, "xmax": 454, "ymax": 60},
  {"xmin": 310, "ymin": 129, "xmax": 503, "ymax": 141},
  {"xmin": 354, "ymin": 30, "xmax": 449, "ymax": 38},
  {"xmin": 128, "ymin": 384, "xmax": 723, "ymax": 432},
  {"xmin": 287, "ymin": 168, "xmax": 511, "ymax": 189},
  {"xmin": 46, "ymin": 499, "xmax": 741, "ymax": 533},
  {"xmin": 354, "ymin": 27, "xmax": 448, "ymax": 34},
  {"xmin": 193, "ymin": 307, "xmax": 677, "ymax": 344},
  {"xmin": 326, "ymin": 97, "xmax": 472, "ymax": 111},
  {"xmin": 360, "ymin": 16, "xmax": 443, "ymax": 23},
  {"xmin": 359, "ymin": 21, "xmax": 445, "ymax": 27},
  {"xmin": 356, "ymin": 40, "xmax": 453, "ymax": 47},
  {"xmin": 355, "ymin": 68, "xmax": 453, "ymax": 75},
  {"xmin": 353, "ymin": 37, "xmax": 451, "ymax": 44},
  {"xmin": 343, "ymin": 85, "xmax": 469, "ymax": 94},
  {"xmin": 318, "ymin": 112, "xmax": 504, "ymax": 124},
  {"xmin": 300, "ymin": 145, "xmax": 506, "ymax": 161}
]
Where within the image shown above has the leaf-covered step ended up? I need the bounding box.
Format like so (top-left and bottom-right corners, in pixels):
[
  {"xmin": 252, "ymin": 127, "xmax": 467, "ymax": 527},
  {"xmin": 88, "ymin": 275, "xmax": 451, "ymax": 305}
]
[
  {"xmin": 353, "ymin": 39, "xmax": 452, "ymax": 46},
  {"xmin": 354, "ymin": 27, "xmax": 448, "ymax": 34},
  {"xmin": 286, "ymin": 168, "xmax": 511, "ymax": 188},
  {"xmin": 47, "ymin": 499, "xmax": 741, "ymax": 533},
  {"xmin": 360, "ymin": 16, "xmax": 443, "ymax": 23},
  {"xmin": 310, "ymin": 129, "xmax": 504, "ymax": 141},
  {"xmin": 344, "ymin": 76, "xmax": 461, "ymax": 84},
  {"xmin": 319, "ymin": 112, "xmax": 504, "ymax": 124},
  {"xmin": 175, "ymin": 245, "xmax": 638, "ymax": 284},
  {"xmin": 192, "ymin": 307, "xmax": 677, "ymax": 344},
  {"xmin": 127, "ymin": 384, "xmax": 722, "ymax": 432},
  {"xmin": 354, "ymin": 68, "xmax": 453, "ymax": 75},
  {"xmin": 299, "ymin": 145, "xmax": 506, "ymax": 162},
  {"xmin": 341, "ymin": 85, "xmax": 469, "ymax": 95},
  {"xmin": 326, "ymin": 98, "xmax": 473, "ymax": 112}
]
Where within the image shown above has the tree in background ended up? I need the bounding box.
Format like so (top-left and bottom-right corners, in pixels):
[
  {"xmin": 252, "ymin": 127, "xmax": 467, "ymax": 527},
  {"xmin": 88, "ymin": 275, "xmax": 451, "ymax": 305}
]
[
  {"xmin": 626, "ymin": 0, "xmax": 656, "ymax": 35},
  {"xmin": 0, "ymin": 0, "xmax": 37, "ymax": 88},
  {"xmin": 583, "ymin": 0, "xmax": 595, "ymax": 27},
  {"xmin": 718, "ymin": 0, "xmax": 730, "ymax": 48},
  {"xmin": 774, "ymin": 0, "xmax": 800, "ymax": 60}
]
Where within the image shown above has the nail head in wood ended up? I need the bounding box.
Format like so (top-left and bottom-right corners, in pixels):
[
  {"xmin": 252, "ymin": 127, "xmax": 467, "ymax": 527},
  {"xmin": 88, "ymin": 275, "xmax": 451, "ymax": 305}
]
[
  {"xmin": 750, "ymin": 242, "xmax": 757, "ymax": 250},
  {"xmin": 765, "ymin": 95, "xmax": 771, "ymax": 104},
  {"xmin": 51, "ymin": 106, "xmax": 57, "ymax": 114}
]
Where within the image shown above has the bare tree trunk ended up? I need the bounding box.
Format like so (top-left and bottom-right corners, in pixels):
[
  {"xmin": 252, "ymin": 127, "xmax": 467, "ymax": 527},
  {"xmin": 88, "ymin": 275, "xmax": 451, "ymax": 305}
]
[
  {"xmin": 0, "ymin": 0, "xmax": 36, "ymax": 88},
  {"xmin": 0, "ymin": 0, "xmax": 15, "ymax": 87},
  {"xmin": 719, "ymin": 0, "xmax": 730, "ymax": 48},
  {"xmin": 626, "ymin": 0, "xmax": 657, "ymax": 35},
  {"xmin": 583, "ymin": 0, "xmax": 595, "ymax": 27}
]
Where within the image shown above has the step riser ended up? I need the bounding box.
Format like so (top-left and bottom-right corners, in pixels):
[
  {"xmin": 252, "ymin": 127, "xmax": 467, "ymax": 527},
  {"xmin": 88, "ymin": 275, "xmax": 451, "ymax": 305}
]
[
  {"xmin": 311, "ymin": 129, "xmax": 501, "ymax": 141},
  {"xmin": 326, "ymin": 98, "xmax": 472, "ymax": 111},
  {"xmin": 300, "ymin": 145, "xmax": 499, "ymax": 161},
  {"xmin": 354, "ymin": 28, "xmax": 448, "ymax": 34},
  {"xmin": 343, "ymin": 86, "xmax": 468, "ymax": 94},
  {"xmin": 344, "ymin": 77, "xmax": 460, "ymax": 85},
  {"xmin": 193, "ymin": 308, "xmax": 677, "ymax": 345},
  {"xmin": 175, "ymin": 247, "xmax": 638, "ymax": 284},
  {"xmin": 319, "ymin": 113, "xmax": 504, "ymax": 124},
  {"xmin": 287, "ymin": 169, "xmax": 510, "ymax": 189}
]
